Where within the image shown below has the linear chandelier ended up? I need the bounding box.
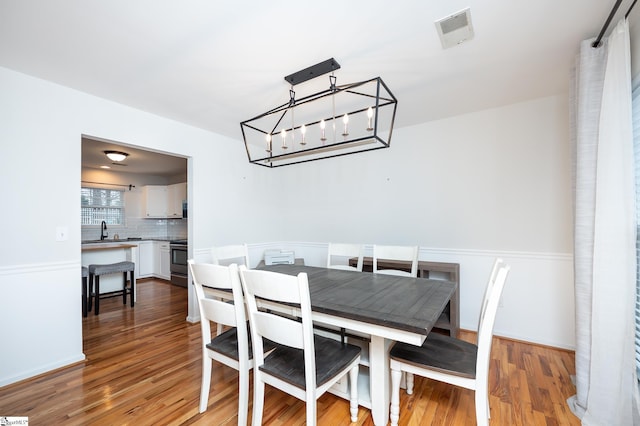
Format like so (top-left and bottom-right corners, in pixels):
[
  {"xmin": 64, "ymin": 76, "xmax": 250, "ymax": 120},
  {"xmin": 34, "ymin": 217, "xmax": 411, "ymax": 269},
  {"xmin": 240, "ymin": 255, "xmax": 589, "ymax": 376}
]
[{"xmin": 240, "ymin": 58, "xmax": 397, "ymax": 167}]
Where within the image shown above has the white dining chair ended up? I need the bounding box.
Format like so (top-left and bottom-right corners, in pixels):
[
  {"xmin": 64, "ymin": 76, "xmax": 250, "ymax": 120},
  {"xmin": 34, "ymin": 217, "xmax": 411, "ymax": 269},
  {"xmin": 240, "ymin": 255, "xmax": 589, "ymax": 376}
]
[
  {"xmin": 211, "ymin": 244, "xmax": 250, "ymax": 267},
  {"xmin": 326, "ymin": 243, "xmax": 364, "ymax": 271},
  {"xmin": 372, "ymin": 245, "xmax": 419, "ymax": 277},
  {"xmin": 188, "ymin": 260, "xmax": 275, "ymax": 425},
  {"xmin": 239, "ymin": 265, "xmax": 361, "ymax": 426},
  {"xmin": 404, "ymin": 257, "xmax": 505, "ymax": 396},
  {"xmin": 209, "ymin": 245, "xmax": 251, "ymax": 335},
  {"xmin": 476, "ymin": 258, "xmax": 506, "ymax": 328},
  {"xmin": 389, "ymin": 260, "xmax": 511, "ymax": 426}
]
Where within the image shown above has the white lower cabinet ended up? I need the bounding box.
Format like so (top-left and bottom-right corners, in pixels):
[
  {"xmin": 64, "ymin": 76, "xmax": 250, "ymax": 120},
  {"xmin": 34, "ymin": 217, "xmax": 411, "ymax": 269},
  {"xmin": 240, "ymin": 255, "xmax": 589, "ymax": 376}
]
[
  {"xmin": 158, "ymin": 242, "xmax": 170, "ymax": 280},
  {"xmin": 134, "ymin": 241, "xmax": 172, "ymax": 280},
  {"xmin": 137, "ymin": 241, "xmax": 155, "ymax": 278}
]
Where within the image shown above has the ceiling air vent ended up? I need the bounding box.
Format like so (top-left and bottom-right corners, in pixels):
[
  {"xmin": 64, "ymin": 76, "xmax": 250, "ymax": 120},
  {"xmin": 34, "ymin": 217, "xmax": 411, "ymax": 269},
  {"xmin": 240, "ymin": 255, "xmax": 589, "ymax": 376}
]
[{"xmin": 435, "ymin": 8, "xmax": 474, "ymax": 49}]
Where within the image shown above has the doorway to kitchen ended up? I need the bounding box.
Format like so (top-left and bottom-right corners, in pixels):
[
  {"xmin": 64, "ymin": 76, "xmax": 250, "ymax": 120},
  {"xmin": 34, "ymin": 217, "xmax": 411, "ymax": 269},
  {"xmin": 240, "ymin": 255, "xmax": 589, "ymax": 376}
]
[{"xmin": 81, "ymin": 135, "xmax": 190, "ymax": 319}]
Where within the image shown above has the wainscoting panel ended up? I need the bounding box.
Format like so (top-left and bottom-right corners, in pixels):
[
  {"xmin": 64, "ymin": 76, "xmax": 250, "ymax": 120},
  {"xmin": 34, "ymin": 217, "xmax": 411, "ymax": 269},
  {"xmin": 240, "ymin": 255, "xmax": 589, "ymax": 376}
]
[
  {"xmin": 193, "ymin": 242, "xmax": 575, "ymax": 349},
  {"xmin": 0, "ymin": 261, "xmax": 85, "ymax": 387}
]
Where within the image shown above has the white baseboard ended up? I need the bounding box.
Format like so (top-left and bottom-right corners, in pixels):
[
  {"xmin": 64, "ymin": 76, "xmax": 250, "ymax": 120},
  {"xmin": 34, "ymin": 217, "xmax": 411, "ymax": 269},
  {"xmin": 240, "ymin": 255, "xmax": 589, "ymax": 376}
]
[{"xmin": 0, "ymin": 354, "xmax": 86, "ymax": 388}]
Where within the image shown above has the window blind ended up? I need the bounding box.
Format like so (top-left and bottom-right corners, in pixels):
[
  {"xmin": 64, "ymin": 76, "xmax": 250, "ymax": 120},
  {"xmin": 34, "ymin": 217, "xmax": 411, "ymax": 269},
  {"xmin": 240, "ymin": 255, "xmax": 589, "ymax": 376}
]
[{"xmin": 81, "ymin": 187, "xmax": 124, "ymax": 225}]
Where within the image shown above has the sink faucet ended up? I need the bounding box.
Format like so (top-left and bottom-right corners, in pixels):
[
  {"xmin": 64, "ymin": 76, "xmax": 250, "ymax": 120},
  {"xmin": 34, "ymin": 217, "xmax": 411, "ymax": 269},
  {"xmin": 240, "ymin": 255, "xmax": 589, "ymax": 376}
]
[{"xmin": 100, "ymin": 221, "xmax": 108, "ymax": 240}]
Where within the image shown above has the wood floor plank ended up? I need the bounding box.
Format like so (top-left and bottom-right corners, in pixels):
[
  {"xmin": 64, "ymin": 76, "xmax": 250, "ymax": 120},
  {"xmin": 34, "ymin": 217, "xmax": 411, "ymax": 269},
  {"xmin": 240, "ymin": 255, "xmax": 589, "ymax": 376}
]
[{"xmin": 0, "ymin": 279, "xmax": 581, "ymax": 425}]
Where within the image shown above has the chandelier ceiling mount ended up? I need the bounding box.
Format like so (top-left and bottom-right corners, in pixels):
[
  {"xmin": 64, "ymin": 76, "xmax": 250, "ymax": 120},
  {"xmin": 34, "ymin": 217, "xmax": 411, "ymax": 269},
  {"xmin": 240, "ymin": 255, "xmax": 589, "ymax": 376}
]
[{"xmin": 240, "ymin": 58, "xmax": 397, "ymax": 167}]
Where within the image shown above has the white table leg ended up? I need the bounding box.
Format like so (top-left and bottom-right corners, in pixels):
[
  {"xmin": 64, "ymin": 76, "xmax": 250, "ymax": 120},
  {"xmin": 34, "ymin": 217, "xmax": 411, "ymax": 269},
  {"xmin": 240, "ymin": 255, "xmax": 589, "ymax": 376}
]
[{"xmin": 369, "ymin": 335, "xmax": 390, "ymax": 425}]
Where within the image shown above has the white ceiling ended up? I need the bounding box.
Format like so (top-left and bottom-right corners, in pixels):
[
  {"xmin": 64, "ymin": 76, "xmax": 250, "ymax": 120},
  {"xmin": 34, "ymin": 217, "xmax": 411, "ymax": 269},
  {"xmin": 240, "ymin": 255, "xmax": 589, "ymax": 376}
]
[
  {"xmin": 0, "ymin": 1, "xmax": 629, "ymax": 173},
  {"xmin": 81, "ymin": 136, "xmax": 187, "ymax": 177}
]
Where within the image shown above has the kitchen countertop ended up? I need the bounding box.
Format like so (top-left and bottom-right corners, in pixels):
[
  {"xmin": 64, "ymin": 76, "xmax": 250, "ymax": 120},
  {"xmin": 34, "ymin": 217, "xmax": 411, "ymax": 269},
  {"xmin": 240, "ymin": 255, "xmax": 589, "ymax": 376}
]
[
  {"xmin": 81, "ymin": 238, "xmax": 182, "ymax": 244},
  {"xmin": 81, "ymin": 243, "xmax": 138, "ymax": 251}
]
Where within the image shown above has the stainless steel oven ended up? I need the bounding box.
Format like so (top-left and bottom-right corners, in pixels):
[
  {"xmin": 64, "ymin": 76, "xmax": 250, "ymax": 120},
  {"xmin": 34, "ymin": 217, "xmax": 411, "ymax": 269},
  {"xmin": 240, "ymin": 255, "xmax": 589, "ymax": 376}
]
[{"xmin": 169, "ymin": 239, "xmax": 188, "ymax": 287}]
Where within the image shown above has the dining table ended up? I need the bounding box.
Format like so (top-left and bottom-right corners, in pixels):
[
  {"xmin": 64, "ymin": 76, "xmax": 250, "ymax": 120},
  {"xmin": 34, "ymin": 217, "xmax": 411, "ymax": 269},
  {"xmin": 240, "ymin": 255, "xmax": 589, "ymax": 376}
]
[{"xmin": 253, "ymin": 263, "xmax": 458, "ymax": 425}]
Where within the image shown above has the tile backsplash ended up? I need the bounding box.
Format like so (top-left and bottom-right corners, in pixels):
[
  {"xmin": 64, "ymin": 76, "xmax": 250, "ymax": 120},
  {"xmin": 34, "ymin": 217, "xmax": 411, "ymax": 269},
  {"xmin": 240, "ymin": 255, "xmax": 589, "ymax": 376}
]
[{"xmin": 82, "ymin": 218, "xmax": 187, "ymax": 241}]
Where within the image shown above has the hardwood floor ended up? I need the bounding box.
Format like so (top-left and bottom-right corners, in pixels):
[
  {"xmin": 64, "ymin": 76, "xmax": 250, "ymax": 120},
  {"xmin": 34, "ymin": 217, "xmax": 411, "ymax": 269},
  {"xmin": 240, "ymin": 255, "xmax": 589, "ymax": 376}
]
[{"xmin": 0, "ymin": 279, "xmax": 580, "ymax": 425}]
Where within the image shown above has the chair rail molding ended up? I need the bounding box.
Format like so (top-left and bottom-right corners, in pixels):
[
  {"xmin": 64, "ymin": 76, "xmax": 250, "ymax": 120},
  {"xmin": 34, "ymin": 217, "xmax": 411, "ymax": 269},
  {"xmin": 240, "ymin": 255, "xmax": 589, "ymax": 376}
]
[
  {"xmin": 194, "ymin": 242, "xmax": 575, "ymax": 350},
  {"xmin": 0, "ymin": 260, "xmax": 81, "ymax": 275}
]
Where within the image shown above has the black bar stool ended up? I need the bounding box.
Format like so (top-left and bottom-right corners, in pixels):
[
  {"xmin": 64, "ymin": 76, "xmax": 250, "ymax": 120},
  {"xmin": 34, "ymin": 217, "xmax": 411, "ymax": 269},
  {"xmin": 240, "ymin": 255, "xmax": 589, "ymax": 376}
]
[{"xmin": 88, "ymin": 261, "xmax": 135, "ymax": 315}]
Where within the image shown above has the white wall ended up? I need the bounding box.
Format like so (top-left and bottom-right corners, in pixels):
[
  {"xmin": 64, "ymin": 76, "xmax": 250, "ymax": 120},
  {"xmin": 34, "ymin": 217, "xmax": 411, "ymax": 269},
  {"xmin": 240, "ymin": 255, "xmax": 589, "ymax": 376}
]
[
  {"xmin": 0, "ymin": 63, "xmax": 574, "ymax": 387},
  {"xmin": 214, "ymin": 95, "xmax": 575, "ymax": 349},
  {"xmin": 0, "ymin": 66, "xmax": 267, "ymax": 386},
  {"xmin": 270, "ymin": 95, "xmax": 572, "ymax": 253}
]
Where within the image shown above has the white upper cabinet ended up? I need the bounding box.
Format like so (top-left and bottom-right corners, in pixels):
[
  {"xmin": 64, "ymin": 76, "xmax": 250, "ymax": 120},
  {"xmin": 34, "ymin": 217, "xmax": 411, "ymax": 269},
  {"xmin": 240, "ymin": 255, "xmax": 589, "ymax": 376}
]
[
  {"xmin": 167, "ymin": 182, "xmax": 187, "ymax": 218},
  {"xmin": 142, "ymin": 185, "xmax": 168, "ymax": 218},
  {"xmin": 142, "ymin": 183, "xmax": 186, "ymax": 218}
]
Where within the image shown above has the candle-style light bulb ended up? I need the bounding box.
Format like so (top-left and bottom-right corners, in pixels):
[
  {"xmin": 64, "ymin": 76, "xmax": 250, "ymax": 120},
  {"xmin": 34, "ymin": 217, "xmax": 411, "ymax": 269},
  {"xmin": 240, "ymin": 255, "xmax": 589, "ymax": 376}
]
[
  {"xmin": 367, "ymin": 107, "xmax": 374, "ymax": 131},
  {"xmin": 265, "ymin": 133, "xmax": 272, "ymax": 152},
  {"xmin": 300, "ymin": 124, "xmax": 307, "ymax": 145},
  {"xmin": 281, "ymin": 129, "xmax": 287, "ymax": 149},
  {"xmin": 342, "ymin": 113, "xmax": 349, "ymax": 136},
  {"xmin": 320, "ymin": 119, "xmax": 326, "ymax": 141}
]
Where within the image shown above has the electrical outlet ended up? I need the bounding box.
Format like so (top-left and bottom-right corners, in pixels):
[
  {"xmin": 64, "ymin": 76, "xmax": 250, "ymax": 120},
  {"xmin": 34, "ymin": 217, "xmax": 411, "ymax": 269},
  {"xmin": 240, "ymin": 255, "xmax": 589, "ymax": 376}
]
[{"xmin": 56, "ymin": 226, "xmax": 69, "ymax": 241}]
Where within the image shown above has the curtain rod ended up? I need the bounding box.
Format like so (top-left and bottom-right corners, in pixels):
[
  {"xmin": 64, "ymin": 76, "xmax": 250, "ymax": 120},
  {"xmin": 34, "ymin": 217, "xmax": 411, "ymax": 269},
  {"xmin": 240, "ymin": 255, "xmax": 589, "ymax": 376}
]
[
  {"xmin": 82, "ymin": 181, "xmax": 136, "ymax": 191},
  {"xmin": 592, "ymin": 0, "xmax": 637, "ymax": 47}
]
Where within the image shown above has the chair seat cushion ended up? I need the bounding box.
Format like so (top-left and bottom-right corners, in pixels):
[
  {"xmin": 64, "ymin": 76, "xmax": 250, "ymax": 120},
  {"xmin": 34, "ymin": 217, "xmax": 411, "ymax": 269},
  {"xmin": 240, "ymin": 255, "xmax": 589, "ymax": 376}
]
[
  {"xmin": 89, "ymin": 261, "xmax": 135, "ymax": 275},
  {"xmin": 259, "ymin": 334, "xmax": 361, "ymax": 389},
  {"xmin": 206, "ymin": 322, "xmax": 276, "ymax": 361},
  {"xmin": 390, "ymin": 332, "xmax": 477, "ymax": 379}
]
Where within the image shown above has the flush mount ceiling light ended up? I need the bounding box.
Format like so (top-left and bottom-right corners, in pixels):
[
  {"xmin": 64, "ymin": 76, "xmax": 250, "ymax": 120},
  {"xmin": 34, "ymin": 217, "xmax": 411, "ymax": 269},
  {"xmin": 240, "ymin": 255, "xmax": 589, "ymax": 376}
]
[
  {"xmin": 240, "ymin": 58, "xmax": 397, "ymax": 168},
  {"xmin": 104, "ymin": 150, "xmax": 129, "ymax": 162}
]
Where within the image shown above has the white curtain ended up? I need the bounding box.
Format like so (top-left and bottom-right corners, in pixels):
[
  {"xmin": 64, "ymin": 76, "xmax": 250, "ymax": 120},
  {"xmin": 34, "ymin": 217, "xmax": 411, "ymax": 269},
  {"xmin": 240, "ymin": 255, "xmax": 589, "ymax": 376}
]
[{"xmin": 568, "ymin": 18, "xmax": 640, "ymax": 425}]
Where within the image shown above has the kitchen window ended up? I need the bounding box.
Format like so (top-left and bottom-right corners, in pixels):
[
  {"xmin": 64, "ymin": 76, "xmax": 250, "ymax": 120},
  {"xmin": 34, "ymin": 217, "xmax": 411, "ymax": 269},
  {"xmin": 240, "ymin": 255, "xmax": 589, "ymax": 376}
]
[{"xmin": 81, "ymin": 187, "xmax": 124, "ymax": 225}]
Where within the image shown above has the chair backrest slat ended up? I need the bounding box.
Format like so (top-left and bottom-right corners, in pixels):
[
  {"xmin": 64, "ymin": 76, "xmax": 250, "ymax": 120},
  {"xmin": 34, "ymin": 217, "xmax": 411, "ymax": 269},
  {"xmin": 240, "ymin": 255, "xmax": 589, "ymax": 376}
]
[
  {"xmin": 373, "ymin": 245, "xmax": 419, "ymax": 277},
  {"xmin": 199, "ymin": 297, "xmax": 237, "ymax": 327},
  {"xmin": 253, "ymin": 310, "xmax": 304, "ymax": 349},
  {"xmin": 327, "ymin": 243, "xmax": 364, "ymax": 272},
  {"xmin": 211, "ymin": 244, "xmax": 250, "ymax": 267}
]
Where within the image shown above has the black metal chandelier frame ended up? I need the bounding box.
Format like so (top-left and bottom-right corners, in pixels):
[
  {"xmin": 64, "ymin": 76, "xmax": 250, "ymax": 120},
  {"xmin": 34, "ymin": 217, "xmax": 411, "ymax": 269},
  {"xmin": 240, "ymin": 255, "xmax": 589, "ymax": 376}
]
[{"xmin": 240, "ymin": 58, "xmax": 397, "ymax": 168}]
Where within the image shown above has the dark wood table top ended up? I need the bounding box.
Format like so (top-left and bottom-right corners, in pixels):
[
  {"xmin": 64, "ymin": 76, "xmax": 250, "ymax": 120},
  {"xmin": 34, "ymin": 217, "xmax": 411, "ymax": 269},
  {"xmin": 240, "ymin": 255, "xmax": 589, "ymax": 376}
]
[{"xmin": 257, "ymin": 264, "xmax": 457, "ymax": 336}]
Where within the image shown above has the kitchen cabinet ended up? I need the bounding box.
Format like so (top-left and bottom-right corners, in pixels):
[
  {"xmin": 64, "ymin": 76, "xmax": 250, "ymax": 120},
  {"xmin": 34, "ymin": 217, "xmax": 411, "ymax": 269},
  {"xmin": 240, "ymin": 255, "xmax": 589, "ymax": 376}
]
[
  {"xmin": 137, "ymin": 241, "xmax": 155, "ymax": 278},
  {"xmin": 142, "ymin": 185, "xmax": 168, "ymax": 218},
  {"xmin": 142, "ymin": 183, "xmax": 186, "ymax": 218},
  {"xmin": 167, "ymin": 182, "xmax": 186, "ymax": 218},
  {"xmin": 156, "ymin": 241, "xmax": 171, "ymax": 280}
]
